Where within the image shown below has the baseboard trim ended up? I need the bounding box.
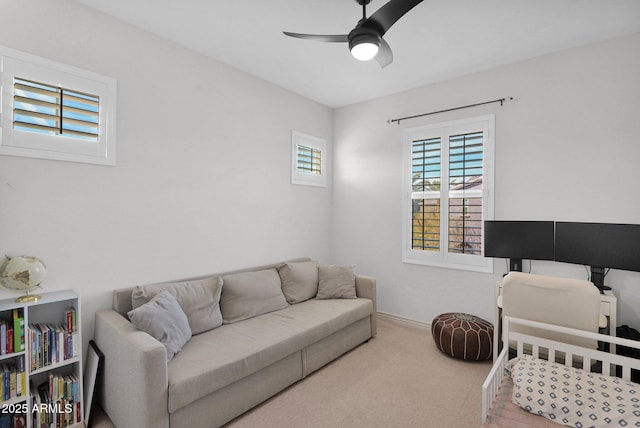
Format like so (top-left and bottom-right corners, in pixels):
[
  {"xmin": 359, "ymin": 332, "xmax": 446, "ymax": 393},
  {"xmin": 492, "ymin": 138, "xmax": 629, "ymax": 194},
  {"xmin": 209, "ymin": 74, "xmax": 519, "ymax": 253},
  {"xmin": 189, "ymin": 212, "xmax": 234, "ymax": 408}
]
[{"xmin": 377, "ymin": 312, "xmax": 431, "ymax": 330}]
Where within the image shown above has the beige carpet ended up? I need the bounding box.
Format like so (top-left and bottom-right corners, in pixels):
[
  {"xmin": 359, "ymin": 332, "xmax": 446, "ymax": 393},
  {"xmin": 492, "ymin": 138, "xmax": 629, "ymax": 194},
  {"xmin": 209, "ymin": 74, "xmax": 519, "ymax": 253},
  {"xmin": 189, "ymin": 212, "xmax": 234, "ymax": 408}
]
[
  {"xmin": 92, "ymin": 316, "xmax": 493, "ymax": 428},
  {"xmin": 225, "ymin": 317, "xmax": 492, "ymax": 428}
]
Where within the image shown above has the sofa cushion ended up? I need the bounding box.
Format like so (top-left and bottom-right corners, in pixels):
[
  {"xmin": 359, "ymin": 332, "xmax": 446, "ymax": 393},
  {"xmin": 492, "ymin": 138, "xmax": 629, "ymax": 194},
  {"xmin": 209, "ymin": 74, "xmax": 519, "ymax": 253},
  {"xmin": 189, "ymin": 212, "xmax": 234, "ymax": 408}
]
[
  {"xmin": 131, "ymin": 277, "xmax": 223, "ymax": 335},
  {"xmin": 316, "ymin": 265, "xmax": 357, "ymax": 299},
  {"xmin": 167, "ymin": 298, "xmax": 374, "ymax": 413},
  {"xmin": 128, "ymin": 290, "xmax": 192, "ymax": 362},
  {"xmin": 278, "ymin": 260, "xmax": 319, "ymax": 304},
  {"xmin": 220, "ymin": 268, "xmax": 289, "ymax": 324}
]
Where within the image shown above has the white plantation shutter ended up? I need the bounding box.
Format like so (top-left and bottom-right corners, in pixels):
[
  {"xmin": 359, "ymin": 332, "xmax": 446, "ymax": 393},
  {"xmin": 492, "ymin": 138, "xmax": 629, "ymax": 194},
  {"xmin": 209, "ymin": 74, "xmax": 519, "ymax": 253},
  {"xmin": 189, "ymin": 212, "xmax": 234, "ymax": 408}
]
[
  {"xmin": 296, "ymin": 144, "xmax": 322, "ymax": 175},
  {"xmin": 403, "ymin": 115, "xmax": 494, "ymax": 273},
  {"xmin": 411, "ymin": 137, "xmax": 441, "ymax": 251},
  {"xmin": 13, "ymin": 78, "xmax": 100, "ymax": 141},
  {"xmin": 448, "ymin": 131, "xmax": 484, "ymax": 255}
]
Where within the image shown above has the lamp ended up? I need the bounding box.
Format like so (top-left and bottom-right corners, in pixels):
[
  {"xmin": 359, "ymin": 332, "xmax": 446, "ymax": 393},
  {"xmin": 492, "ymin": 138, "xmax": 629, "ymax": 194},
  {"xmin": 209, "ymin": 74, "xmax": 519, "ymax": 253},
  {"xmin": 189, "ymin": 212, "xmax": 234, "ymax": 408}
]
[{"xmin": 348, "ymin": 27, "xmax": 381, "ymax": 61}]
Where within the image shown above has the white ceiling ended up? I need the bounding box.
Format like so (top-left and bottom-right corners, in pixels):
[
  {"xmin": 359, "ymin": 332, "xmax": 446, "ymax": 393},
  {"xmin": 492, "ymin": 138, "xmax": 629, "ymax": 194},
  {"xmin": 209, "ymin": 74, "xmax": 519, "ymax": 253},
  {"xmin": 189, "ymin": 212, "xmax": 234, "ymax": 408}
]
[{"xmin": 73, "ymin": 0, "xmax": 640, "ymax": 108}]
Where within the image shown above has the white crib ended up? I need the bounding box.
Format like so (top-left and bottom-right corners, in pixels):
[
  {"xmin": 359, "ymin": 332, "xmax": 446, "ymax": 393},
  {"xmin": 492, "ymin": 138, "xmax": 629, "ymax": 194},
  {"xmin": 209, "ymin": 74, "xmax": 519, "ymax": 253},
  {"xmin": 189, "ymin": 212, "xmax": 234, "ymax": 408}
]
[{"xmin": 482, "ymin": 316, "xmax": 640, "ymax": 427}]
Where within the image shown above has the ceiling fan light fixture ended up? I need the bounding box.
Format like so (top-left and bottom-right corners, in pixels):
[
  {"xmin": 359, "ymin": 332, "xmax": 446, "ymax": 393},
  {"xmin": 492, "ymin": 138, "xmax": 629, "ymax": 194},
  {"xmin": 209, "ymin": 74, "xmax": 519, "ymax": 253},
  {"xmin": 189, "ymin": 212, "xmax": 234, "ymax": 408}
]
[
  {"xmin": 349, "ymin": 31, "xmax": 381, "ymax": 61},
  {"xmin": 283, "ymin": 0, "xmax": 424, "ymax": 67},
  {"xmin": 350, "ymin": 41, "xmax": 379, "ymax": 61}
]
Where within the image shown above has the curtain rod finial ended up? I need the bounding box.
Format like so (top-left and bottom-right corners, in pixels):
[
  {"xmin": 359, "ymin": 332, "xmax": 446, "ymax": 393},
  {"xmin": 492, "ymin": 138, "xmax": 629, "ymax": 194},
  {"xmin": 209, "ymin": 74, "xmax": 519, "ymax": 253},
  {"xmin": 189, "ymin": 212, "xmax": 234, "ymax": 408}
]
[{"xmin": 499, "ymin": 96, "xmax": 515, "ymax": 106}]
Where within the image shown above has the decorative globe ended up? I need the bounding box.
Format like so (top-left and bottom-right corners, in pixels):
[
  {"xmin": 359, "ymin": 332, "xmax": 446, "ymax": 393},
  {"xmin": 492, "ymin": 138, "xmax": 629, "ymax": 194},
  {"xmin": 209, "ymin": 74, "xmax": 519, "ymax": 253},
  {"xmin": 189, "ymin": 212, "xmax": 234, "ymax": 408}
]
[{"xmin": 0, "ymin": 256, "xmax": 46, "ymax": 302}]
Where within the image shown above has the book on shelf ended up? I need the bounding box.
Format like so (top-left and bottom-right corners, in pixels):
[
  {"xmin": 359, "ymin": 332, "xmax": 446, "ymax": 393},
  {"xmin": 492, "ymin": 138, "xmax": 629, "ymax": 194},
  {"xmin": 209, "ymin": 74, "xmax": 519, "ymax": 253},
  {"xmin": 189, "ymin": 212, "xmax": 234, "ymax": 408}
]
[
  {"xmin": 0, "ymin": 359, "xmax": 25, "ymax": 402},
  {"xmin": 0, "ymin": 414, "xmax": 24, "ymax": 428},
  {"xmin": 28, "ymin": 307, "xmax": 79, "ymax": 371},
  {"xmin": 63, "ymin": 308, "xmax": 77, "ymax": 335},
  {"xmin": 11, "ymin": 414, "xmax": 25, "ymax": 428},
  {"xmin": 6, "ymin": 329, "xmax": 12, "ymax": 356},
  {"xmin": 31, "ymin": 373, "xmax": 80, "ymax": 428},
  {"xmin": 8, "ymin": 368, "xmax": 15, "ymax": 401},
  {"xmin": 1, "ymin": 364, "xmax": 8, "ymax": 401},
  {"xmin": 16, "ymin": 358, "xmax": 25, "ymax": 398},
  {"xmin": 0, "ymin": 323, "xmax": 5, "ymax": 356},
  {"xmin": 0, "ymin": 322, "xmax": 10, "ymax": 356},
  {"xmin": 12, "ymin": 309, "xmax": 24, "ymax": 354},
  {"xmin": 0, "ymin": 311, "xmax": 24, "ymax": 356}
]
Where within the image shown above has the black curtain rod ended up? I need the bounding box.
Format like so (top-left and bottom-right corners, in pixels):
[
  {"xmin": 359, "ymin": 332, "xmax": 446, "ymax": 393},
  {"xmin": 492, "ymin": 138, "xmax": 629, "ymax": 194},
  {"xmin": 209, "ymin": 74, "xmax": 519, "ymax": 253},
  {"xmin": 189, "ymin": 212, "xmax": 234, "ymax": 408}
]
[{"xmin": 387, "ymin": 97, "xmax": 513, "ymax": 125}]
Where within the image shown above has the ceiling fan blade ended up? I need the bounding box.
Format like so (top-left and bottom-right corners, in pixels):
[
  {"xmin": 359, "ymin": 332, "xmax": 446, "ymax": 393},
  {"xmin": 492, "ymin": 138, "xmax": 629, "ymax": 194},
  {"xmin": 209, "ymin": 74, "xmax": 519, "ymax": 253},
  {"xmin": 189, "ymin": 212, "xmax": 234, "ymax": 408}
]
[
  {"xmin": 363, "ymin": 0, "xmax": 424, "ymax": 36},
  {"xmin": 374, "ymin": 38, "xmax": 393, "ymax": 68},
  {"xmin": 283, "ymin": 32, "xmax": 349, "ymax": 43}
]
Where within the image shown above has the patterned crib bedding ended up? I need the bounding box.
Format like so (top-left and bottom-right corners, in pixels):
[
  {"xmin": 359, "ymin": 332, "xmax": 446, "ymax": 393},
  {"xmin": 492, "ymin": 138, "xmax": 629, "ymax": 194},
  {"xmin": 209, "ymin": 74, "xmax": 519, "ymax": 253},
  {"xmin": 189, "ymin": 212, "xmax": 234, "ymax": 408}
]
[
  {"xmin": 482, "ymin": 376, "xmax": 562, "ymax": 428},
  {"xmin": 509, "ymin": 354, "xmax": 640, "ymax": 428}
]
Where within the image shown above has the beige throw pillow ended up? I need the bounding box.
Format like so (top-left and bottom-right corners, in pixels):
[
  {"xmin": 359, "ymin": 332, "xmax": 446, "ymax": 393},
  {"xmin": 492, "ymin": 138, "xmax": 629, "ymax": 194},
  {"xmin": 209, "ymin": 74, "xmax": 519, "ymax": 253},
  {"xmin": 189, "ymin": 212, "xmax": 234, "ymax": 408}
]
[
  {"xmin": 316, "ymin": 265, "xmax": 357, "ymax": 299},
  {"xmin": 220, "ymin": 268, "xmax": 289, "ymax": 324},
  {"xmin": 278, "ymin": 260, "xmax": 319, "ymax": 304},
  {"xmin": 131, "ymin": 276, "xmax": 223, "ymax": 335},
  {"xmin": 128, "ymin": 290, "xmax": 191, "ymax": 362}
]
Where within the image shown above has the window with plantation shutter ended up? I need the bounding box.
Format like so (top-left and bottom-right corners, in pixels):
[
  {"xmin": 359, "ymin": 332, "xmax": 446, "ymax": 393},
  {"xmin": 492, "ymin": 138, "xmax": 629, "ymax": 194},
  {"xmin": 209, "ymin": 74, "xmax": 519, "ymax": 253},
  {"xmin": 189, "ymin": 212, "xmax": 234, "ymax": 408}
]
[
  {"xmin": 291, "ymin": 131, "xmax": 327, "ymax": 187},
  {"xmin": 296, "ymin": 144, "xmax": 322, "ymax": 175},
  {"xmin": 403, "ymin": 115, "xmax": 494, "ymax": 273},
  {"xmin": 13, "ymin": 78, "xmax": 100, "ymax": 141},
  {"xmin": 0, "ymin": 46, "xmax": 117, "ymax": 165}
]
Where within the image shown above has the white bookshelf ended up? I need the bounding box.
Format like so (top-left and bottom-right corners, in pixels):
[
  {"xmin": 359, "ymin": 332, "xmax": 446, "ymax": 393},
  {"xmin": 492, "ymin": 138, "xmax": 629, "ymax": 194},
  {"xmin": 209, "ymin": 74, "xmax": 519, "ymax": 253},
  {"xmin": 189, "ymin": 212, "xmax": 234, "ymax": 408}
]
[{"xmin": 0, "ymin": 290, "xmax": 82, "ymax": 428}]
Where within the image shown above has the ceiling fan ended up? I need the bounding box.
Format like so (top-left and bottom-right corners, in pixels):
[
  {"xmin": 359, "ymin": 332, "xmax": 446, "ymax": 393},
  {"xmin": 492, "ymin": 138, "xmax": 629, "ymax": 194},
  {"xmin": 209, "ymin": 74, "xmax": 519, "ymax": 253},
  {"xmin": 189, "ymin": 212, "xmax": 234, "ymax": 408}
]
[{"xmin": 283, "ymin": 0, "xmax": 424, "ymax": 68}]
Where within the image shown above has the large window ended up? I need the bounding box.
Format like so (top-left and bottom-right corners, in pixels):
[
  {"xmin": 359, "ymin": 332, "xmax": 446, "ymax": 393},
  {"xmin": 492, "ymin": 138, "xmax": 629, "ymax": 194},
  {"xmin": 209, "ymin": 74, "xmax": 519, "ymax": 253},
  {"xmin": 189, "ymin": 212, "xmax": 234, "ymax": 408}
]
[
  {"xmin": 0, "ymin": 45, "xmax": 117, "ymax": 165},
  {"xmin": 402, "ymin": 115, "xmax": 494, "ymax": 272}
]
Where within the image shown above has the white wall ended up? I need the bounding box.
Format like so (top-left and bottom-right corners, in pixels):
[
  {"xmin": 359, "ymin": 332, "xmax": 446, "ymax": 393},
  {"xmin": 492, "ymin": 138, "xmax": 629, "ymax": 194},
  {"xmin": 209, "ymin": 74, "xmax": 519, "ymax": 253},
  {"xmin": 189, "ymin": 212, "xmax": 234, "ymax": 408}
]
[
  {"xmin": 332, "ymin": 33, "xmax": 640, "ymax": 328},
  {"xmin": 0, "ymin": 0, "xmax": 333, "ymax": 344},
  {"xmin": 2, "ymin": 0, "xmax": 639, "ymax": 349}
]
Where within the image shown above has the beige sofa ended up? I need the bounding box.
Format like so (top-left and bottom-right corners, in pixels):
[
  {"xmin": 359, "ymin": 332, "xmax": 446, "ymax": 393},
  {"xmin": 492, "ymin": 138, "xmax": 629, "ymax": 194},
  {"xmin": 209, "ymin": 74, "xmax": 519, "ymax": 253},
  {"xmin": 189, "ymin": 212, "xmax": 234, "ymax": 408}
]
[{"xmin": 94, "ymin": 258, "xmax": 377, "ymax": 428}]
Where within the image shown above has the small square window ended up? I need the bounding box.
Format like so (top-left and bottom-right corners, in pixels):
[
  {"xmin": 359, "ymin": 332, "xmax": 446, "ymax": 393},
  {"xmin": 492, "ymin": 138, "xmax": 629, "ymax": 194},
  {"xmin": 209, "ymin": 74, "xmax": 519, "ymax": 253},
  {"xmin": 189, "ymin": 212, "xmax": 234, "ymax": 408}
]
[{"xmin": 291, "ymin": 131, "xmax": 326, "ymax": 187}]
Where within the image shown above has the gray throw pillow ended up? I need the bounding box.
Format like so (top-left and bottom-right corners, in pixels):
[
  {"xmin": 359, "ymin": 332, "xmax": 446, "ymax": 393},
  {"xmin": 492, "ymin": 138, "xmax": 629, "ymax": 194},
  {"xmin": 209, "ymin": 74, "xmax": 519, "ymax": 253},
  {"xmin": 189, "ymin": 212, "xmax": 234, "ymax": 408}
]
[
  {"xmin": 220, "ymin": 268, "xmax": 288, "ymax": 324},
  {"xmin": 278, "ymin": 260, "xmax": 319, "ymax": 304},
  {"xmin": 131, "ymin": 276, "xmax": 223, "ymax": 335},
  {"xmin": 128, "ymin": 290, "xmax": 192, "ymax": 362},
  {"xmin": 316, "ymin": 265, "xmax": 357, "ymax": 299}
]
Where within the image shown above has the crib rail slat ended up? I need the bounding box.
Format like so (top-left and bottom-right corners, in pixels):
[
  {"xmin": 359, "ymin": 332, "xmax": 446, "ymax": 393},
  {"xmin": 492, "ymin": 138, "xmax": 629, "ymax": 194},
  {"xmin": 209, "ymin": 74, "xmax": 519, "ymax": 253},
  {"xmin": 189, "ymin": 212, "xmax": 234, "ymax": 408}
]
[{"xmin": 622, "ymin": 366, "xmax": 631, "ymax": 381}]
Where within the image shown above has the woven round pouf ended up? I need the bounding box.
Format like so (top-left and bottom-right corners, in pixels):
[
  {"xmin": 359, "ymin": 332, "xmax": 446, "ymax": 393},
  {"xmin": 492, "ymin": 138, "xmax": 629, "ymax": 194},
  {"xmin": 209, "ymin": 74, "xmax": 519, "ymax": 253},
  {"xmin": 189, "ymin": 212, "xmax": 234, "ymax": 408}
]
[{"xmin": 431, "ymin": 312, "xmax": 493, "ymax": 361}]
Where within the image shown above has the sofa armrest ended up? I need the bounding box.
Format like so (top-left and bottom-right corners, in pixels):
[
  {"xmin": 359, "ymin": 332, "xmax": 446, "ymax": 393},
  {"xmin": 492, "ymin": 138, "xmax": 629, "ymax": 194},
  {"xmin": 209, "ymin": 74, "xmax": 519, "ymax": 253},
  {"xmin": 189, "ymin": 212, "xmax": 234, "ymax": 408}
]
[
  {"xmin": 356, "ymin": 275, "xmax": 377, "ymax": 337},
  {"xmin": 94, "ymin": 309, "xmax": 170, "ymax": 428}
]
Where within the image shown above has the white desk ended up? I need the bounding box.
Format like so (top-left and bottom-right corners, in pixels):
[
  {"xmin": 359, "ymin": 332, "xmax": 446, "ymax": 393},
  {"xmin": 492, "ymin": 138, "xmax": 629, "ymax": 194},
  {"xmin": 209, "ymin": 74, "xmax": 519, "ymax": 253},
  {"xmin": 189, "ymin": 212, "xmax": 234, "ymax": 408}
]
[{"xmin": 492, "ymin": 280, "xmax": 617, "ymax": 361}]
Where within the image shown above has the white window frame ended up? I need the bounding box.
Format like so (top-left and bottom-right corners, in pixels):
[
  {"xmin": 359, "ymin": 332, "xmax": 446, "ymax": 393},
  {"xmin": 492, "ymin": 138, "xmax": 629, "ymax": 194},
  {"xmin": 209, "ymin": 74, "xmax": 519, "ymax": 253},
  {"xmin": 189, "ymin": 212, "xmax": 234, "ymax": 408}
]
[
  {"xmin": 402, "ymin": 114, "xmax": 495, "ymax": 273},
  {"xmin": 0, "ymin": 45, "xmax": 117, "ymax": 165},
  {"xmin": 291, "ymin": 130, "xmax": 327, "ymax": 187}
]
